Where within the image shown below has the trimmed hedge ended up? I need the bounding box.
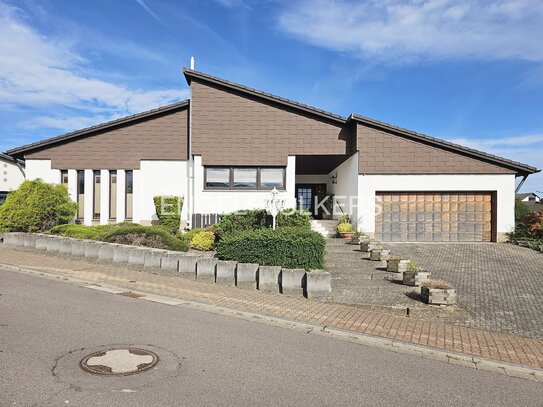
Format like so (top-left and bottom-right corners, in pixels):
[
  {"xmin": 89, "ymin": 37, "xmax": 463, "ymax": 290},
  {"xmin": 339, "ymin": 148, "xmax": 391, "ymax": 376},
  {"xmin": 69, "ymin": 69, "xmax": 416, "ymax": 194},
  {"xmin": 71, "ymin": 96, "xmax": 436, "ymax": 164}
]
[
  {"xmin": 0, "ymin": 180, "xmax": 77, "ymax": 232},
  {"xmin": 216, "ymin": 227, "xmax": 325, "ymax": 270},
  {"xmin": 153, "ymin": 195, "xmax": 183, "ymax": 233},
  {"xmin": 49, "ymin": 223, "xmax": 189, "ymax": 252},
  {"xmin": 191, "ymin": 231, "xmax": 215, "ymax": 251},
  {"xmin": 215, "ymin": 209, "xmax": 311, "ymax": 237}
]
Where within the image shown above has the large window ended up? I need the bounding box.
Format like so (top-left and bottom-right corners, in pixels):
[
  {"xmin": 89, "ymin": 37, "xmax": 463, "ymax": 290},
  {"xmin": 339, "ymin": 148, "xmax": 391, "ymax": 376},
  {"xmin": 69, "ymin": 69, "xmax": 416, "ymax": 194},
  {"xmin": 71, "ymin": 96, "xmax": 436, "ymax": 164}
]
[
  {"xmin": 205, "ymin": 167, "xmax": 285, "ymax": 190},
  {"xmin": 109, "ymin": 171, "xmax": 117, "ymax": 220},
  {"xmin": 93, "ymin": 170, "xmax": 101, "ymax": 219},
  {"xmin": 77, "ymin": 170, "xmax": 84, "ymax": 220},
  {"xmin": 125, "ymin": 170, "xmax": 133, "ymax": 220}
]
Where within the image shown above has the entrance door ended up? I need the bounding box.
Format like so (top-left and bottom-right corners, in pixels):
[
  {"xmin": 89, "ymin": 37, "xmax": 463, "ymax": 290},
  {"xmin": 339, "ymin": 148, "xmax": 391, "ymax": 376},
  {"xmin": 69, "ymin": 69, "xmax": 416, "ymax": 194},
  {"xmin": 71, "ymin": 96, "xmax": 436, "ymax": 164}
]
[{"xmin": 295, "ymin": 184, "xmax": 327, "ymax": 218}]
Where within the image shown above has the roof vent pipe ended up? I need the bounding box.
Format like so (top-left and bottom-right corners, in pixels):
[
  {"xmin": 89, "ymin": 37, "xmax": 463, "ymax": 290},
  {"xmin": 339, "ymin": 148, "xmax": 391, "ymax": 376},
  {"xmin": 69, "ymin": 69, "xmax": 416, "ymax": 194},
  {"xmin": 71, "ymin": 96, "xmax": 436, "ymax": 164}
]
[{"xmin": 190, "ymin": 56, "xmax": 195, "ymax": 70}]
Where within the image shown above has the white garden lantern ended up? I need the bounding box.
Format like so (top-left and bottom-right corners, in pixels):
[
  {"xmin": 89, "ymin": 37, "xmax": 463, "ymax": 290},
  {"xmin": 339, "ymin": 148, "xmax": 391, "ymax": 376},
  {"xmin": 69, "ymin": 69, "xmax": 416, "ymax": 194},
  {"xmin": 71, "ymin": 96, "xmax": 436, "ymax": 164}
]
[{"xmin": 265, "ymin": 187, "xmax": 285, "ymax": 230}]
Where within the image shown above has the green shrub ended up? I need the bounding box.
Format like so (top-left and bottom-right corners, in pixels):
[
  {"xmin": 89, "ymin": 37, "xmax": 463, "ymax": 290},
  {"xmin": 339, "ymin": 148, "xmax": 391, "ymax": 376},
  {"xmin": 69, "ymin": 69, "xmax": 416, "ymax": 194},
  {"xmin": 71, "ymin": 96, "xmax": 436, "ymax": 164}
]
[
  {"xmin": 216, "ymin": 209, "xmax": 311, "ymax": 237},
  {"xmin": 178, "ymin": 227, "xmax": 203, "ymax": 243},
  {"xmin": 337, "ymin": 214, "xmax": 351, "ymax": 224},
  {"xmin": 153, "ymin": 195, "xmax": 183, "ymax": 233},
  {"xmin": 191, "ymin": 231, "xmax": 215, "ymax": 251},
  {"xmin": 0, "ymin": 180, "xmax": 77, "ymax": 232},
  {"xmin": 276, "ymin": 209, "xmax": 311, "ymax": 229},
  {"xmin": 50, "ymin": 223, "xmax": 188, "ymax": 252},
  {"xmin": 216, "ymin": 227, "xmax": 325, "ymax": 270},
  {"xmin": 215, "ymin": 209, "xmax": 268, "ymax": 237},
  {"xmin": 336, "ymin": 223, "xmax": 353, "ymax": 233}
]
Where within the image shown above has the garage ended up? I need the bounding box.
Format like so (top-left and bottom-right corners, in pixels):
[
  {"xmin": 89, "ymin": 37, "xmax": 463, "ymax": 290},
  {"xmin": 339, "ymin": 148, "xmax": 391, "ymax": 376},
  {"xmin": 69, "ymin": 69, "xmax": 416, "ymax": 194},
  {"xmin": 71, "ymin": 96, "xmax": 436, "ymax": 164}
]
[{"xmin": 375, "ymin": 192, "xmax": 494, "ymax": 242}]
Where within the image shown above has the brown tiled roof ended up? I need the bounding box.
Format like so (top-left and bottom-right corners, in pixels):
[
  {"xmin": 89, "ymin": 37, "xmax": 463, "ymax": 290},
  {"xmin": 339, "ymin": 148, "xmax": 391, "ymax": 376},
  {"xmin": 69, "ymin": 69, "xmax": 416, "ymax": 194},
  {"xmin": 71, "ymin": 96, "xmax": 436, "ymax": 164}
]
[
  {"xmin": 349, "ymin": 114, "xmax": 539, "ymax": 175},
  {"xmin": 183, "ymin": 68, "xmax": 347, "ymax": 124},
  {"xmin": 7, "ymin": 100, "xmax": 189, "ymax": 156}
]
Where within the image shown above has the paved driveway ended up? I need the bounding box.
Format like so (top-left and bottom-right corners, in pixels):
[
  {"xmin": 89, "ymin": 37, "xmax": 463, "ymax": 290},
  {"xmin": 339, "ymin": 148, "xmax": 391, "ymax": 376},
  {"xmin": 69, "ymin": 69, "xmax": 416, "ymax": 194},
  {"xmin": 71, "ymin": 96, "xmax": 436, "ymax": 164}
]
[{"xmin": 327, "ymin": 242, "xmax": 543, "ymax": 339}]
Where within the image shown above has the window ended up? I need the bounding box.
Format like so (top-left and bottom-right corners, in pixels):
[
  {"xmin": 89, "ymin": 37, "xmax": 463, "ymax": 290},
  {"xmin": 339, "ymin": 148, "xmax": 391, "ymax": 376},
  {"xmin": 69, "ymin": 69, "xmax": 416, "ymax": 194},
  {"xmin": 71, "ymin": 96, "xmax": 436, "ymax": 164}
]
[
  {"xmin": 61, "ymin": 170, "xmax": 68, "ymax": 185},
  {"xmin": 93, "ymin": 170, "xmax": 101, "ymax": 219},
  {"xmin": 77, "ymin": 170, "xmax": 84, "ymax": 219},
  {"xmin": 109, "ymin": 171, "xmax": 117, "ymax": 220},
  {"xmin": 125, "ymin": 170, "xmax": 133, "ymax": 220},
  {"xmin": 233, "ymin": 168, "xmax": 257, "ymax": 189},
  {"xmin": 204, "ymin": 167, "xmax": 285, "ymax": 190},
  {"xmin": 205, "ymin": 168, "xmax": 230, "ymax": 188},
  {"xmin": 260, "ymin": 168, "xmax": 285, "ymax": 190}
]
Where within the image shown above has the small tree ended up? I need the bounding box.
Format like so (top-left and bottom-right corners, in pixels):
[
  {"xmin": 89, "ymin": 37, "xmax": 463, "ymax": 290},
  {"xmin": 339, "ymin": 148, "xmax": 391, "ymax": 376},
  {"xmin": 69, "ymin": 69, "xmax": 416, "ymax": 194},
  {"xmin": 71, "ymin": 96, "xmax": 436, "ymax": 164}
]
[
  {"xmin": 0, "ymin": 180, "xmax": 77, "ymax": 232},
  {"xmin": 153, "ymin": 195, "xmax": 183, "ymax": 233}
]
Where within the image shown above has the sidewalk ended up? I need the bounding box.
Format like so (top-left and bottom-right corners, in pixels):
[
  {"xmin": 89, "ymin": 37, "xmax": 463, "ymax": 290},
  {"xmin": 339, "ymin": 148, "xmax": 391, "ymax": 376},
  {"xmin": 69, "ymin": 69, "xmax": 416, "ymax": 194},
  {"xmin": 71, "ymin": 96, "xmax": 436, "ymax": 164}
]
[{"xmin": 1, "ymin": 245, "xmax": 542, "ymax": 373}]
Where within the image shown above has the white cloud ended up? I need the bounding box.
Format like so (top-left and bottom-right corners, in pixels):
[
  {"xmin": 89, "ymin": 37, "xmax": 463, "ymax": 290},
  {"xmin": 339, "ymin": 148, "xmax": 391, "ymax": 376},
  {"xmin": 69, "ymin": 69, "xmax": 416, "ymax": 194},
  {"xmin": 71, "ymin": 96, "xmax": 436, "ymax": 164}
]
[
  {"xmin": 278, "ymin": 0, "xmax": 543, "ymax": 62},
  {"xmin": 134, "ymin": 0, "xmax": 161, "ymax": 22},
  {"xmin": 0, "ymin": 2, "xmax": 187, "ymax": 124},
  {"xmin": 448, "ymin": 133, "xmax": 543, "ymax": 193}
]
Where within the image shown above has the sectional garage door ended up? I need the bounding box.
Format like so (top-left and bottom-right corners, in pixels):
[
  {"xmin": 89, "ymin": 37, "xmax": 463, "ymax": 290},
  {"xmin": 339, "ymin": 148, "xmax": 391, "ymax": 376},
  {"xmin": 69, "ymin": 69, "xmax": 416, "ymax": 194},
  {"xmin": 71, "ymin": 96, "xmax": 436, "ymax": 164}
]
[{"xmin": 375, "ymin": 192, "xmax": 494, "ymax": 242}]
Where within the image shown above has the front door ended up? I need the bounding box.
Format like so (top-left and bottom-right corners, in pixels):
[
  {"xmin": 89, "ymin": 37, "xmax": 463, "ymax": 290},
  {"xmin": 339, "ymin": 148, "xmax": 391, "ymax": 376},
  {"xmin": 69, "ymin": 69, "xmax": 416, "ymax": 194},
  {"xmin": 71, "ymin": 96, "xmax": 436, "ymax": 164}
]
[{"xmin": 295, "ymin": 184, "xmax": 327, "ymax": 219}]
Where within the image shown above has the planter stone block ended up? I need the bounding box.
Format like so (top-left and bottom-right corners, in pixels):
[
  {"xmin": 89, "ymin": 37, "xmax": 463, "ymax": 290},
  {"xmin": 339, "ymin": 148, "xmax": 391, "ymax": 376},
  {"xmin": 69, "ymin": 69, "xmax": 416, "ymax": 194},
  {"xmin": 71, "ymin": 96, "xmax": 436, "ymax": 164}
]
[
  {"xmin": 216, "ymin": 260, "xmax": 237, "ymax": 285},
  {"xmin": 178, "ymin": 256, "xmax": 199, "ymax": 279},
  {"xmin": 84, "ymin": 241, "xmax": 104, "ymax": 261},
  {"xmin": 35, "ymin": 235, "xmax": 52, "ymax": 251},
  {"xmin": 196, "ymin": 258, "xmax": 218, "ymax": 282},
  {"xmin": 360, "ymin": 241, "xmax": 379, "ymax": 253},
  {"xmin": 144, "ymin": 250, "xmax": 166, "ymax": 271},
  {"xmin": 236, "ymin": 263, "xmax": 258, "ymax": 289},
  {"xmin": 422, "ymin": 287, "xmax": 457, "ymax": 305},
  {"xmin": 127, "ymin": 248, "xmax": 148, "ymax": 269},
  {"xmin": 71, "ymin": 239, "xmax": 90, "ymax": 258},
  {"xmin": 47, "ymin": 237, "xmax": 65, "ymax": 254},
  {"xmin": 387, "ymin": 259, "xmax": 410, "ymax": 273},
  {"xmin": 160, "ymin": 252, "xmax": 184, "ymax": 275},
  {"xmin": 98, "ymin": 243, "xmax": 117, "ymax": 262},
  {"xmin": 304, "ymin": 270, "xmax": 331, "ymax": 299},
  {"xmin": 258, "ymin": 266, "xmax": 281, "ymax": 292},
  {"xmin": 403, "ymin": 271, "xmax": 432, "ymax": 287},
  {"xmin": 23, "ymin": 234, "xmax": 38, "ymax": 249},
  {"xmin": 58, "ymin": 238, "xmax": 75, "ymax": 256},
  {"xmin": 4, "ymin": 233, "xmax": 24, "ymax": 247},
  {"xmin": 280, "ymin": 268, "xmax": 305, "ymax": 295},
  {"xmin": 112, "ymin": 245, "xmax": 131, "ymax": 265}
]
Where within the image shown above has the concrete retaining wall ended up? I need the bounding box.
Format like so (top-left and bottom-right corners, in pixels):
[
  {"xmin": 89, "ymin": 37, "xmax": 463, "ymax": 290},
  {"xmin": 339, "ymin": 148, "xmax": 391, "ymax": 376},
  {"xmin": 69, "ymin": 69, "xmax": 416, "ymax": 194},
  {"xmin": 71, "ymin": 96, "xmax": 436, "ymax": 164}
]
[{"xmin": 1, "ymin": 233, "xmax": 332, "ymax": 299}]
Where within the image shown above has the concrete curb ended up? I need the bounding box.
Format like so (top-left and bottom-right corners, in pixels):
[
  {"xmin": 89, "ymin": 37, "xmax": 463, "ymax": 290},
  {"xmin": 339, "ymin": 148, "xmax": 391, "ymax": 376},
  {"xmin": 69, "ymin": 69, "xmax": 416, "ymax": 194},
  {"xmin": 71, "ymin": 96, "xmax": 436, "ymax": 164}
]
[{"xmin": 1, "ymin": 262, "xmax": 541, "ymax": 383}]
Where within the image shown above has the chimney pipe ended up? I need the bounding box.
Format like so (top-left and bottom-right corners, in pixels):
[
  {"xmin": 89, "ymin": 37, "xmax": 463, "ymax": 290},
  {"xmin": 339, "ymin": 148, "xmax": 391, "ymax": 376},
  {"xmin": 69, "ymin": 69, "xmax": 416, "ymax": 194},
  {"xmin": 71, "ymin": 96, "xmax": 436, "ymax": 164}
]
[{"xmin": 190, "ymin": 56, "xmax": 195, "ymax": 70}]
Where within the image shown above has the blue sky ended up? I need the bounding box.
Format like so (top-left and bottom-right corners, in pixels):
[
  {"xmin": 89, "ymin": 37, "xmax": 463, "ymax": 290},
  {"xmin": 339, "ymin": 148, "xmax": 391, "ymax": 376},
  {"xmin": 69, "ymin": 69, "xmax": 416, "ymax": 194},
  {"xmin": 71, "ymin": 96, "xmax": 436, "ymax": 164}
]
[{"xmin": 0, "ymin": 0, "xmax": 542, "ymax": 192}]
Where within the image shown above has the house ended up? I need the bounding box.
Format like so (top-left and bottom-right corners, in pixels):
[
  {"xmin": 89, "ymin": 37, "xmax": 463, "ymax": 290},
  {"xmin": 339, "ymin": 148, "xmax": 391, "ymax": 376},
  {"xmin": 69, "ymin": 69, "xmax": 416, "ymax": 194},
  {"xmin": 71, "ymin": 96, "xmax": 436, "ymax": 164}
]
[
  {"xmin": 0, "ymin": 153, "xmax": 25, "ymax": 205},
  {"xmin": 517, "ymin": 192, "xmax": 541, "ymax": 203},
  {"xmin": 6, "ymin": 69, "xmax": 540, "ymax": 242}
]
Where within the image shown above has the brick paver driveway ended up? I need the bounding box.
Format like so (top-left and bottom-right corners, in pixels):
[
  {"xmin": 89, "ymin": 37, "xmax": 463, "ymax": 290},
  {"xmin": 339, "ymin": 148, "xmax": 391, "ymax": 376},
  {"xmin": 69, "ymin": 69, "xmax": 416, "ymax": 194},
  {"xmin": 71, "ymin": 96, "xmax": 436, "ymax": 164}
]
[{"xmin": 328, "ymin": 241, "xmax": 543, "ymax": 339}]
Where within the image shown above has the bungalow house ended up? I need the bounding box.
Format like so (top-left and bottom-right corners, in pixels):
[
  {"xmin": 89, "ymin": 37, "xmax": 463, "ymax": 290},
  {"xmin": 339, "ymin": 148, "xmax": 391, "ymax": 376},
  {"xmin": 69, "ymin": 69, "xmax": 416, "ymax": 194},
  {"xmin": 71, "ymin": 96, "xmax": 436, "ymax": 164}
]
[
  {"xmin": 517, "ymin": 193, "xmax": 541, "ymax": 204},
  {"xmin": 6, "ymin": 69, "xmax": 539, "ymax": 242},
  {"xmin": 0, "ymin": 153, "xmax": 25, "ymax": 205}
]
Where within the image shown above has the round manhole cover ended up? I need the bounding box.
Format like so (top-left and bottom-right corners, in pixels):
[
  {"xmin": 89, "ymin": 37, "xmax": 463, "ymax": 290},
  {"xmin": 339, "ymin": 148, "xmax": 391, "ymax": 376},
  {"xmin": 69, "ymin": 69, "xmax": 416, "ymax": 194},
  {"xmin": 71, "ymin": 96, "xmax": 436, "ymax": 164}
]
[{"xmin": 80, "ymin": 347, "xmax": 159, "ymax": 376}]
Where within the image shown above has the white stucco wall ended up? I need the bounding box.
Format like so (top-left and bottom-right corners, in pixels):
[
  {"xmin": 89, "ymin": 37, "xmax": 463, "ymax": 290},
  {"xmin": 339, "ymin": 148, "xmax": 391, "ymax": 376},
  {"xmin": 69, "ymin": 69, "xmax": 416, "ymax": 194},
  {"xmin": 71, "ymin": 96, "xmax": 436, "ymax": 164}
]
[
  {"xmin": 192, "ymin": 155, "xmax": 296, "ymax": 216},
  {"xmin": 0, "ymin": 158, "xmax": 25, "ymax": 192},
  {"xmin": 357, "ymin": 174, "xmax": 516, "ymax": 239},
  {"xmin": 327, "ymin": 153, "xmax": 359, "ymax": 226},
  {"xmin": 25, "ymin": 159, "xmax": 60, "ymax": 184},
  {"xmin": 134, "ymin": 160, "xmax": 189, "ymax": 225}
]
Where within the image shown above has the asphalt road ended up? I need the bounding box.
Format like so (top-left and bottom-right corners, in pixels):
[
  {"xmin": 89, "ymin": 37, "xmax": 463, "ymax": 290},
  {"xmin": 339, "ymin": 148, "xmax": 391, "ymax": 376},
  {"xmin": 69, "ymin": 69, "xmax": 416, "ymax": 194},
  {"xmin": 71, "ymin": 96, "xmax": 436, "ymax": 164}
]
[{"xmin": 1, "ymin": 270, "xmax": 542, "ymax": 406}]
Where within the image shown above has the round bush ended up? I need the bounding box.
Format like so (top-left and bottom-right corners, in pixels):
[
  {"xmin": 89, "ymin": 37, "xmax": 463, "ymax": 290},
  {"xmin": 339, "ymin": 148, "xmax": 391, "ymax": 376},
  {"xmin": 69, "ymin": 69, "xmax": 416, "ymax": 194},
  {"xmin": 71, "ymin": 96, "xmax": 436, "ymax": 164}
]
[
  {"xmin": 190, "ymin": 231, "xmax": 215, "ymax": 251},
  {"xmin": 336, "ymin": 223, "xmax": 353, "ymax": 233},
  {"xmin": 0, "ymin": 180, "xmax": 77, "ymax": 232}
]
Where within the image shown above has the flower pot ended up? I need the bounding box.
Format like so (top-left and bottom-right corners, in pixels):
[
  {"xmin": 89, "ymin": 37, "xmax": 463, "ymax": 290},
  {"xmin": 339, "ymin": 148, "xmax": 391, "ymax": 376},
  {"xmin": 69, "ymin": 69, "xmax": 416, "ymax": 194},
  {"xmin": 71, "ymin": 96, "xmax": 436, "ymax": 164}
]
[
  {"xmin": 339, "ymin": 232, "xmax": 353, "ymax": 240},
  {"xmin": 350, "ymin": 235, "xmax": 360, "ymax": 245},
  {"xmin": 421, "ymin": 287, "xmax": 457, "ymax": 305},
  {"xmin": 403, "ymin": 271, "xmax": 431, "ymax": 287},
  {"xmin": 370, "ymin": 249, "xmax": 390, "ymax": 261}
]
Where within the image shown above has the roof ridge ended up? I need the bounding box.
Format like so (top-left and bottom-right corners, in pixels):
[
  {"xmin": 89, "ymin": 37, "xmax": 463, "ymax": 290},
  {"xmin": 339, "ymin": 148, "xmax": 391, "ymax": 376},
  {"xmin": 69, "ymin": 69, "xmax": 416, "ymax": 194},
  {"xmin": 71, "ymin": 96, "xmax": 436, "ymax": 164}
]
[
  {"xmin": 7, "ymin": 100, "xmax": 189, "ymax": 155},
  {"xmin": 350, "ymin": 113, "xmax": 539, "ymax": 174},
  {"xmin": 183, "ymin": 68, "xmax": 347, "ymax": 123}
]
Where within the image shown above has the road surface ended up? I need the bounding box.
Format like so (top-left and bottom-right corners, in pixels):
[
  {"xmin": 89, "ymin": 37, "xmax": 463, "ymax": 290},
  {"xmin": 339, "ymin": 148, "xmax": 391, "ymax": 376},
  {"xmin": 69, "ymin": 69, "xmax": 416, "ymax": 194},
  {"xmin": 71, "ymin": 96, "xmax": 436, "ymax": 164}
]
[{"xmin": 1, "ymin": 270, "xmax": 541, "ymax": 406}]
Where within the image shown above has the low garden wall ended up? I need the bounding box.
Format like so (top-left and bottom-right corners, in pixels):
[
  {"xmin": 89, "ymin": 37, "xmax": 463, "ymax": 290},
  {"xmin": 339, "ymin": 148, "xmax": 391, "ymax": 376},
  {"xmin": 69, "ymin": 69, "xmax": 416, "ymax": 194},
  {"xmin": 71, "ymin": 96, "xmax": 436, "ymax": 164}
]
[{"xmin": 0, "ymin": 233, "xmax": 331, "ymax": 299}]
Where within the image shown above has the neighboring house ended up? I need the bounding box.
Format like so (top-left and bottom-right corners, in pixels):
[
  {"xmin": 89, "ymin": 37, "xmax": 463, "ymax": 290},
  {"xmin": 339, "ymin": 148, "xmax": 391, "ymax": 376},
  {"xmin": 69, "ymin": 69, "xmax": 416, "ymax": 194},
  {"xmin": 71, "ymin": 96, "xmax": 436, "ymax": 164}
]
[
  {"xmin": 0, "ymin": 153, "xmax": 25, "ymax": 204},
  {"xmin": 6, "ymin": 69, "xmax": 540, "ymax": 242},
  {"xmin": 517, "ymin": 192, "xmax": 541, "ymax": 203}
]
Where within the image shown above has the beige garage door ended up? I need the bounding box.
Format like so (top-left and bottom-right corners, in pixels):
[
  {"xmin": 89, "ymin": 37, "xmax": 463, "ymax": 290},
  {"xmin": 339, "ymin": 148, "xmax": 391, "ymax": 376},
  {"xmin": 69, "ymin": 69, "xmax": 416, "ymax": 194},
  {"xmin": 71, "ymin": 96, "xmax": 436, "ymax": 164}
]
[{"xmin": 375, "ymin": 192, "xmax": 494, "ymax": 242}]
